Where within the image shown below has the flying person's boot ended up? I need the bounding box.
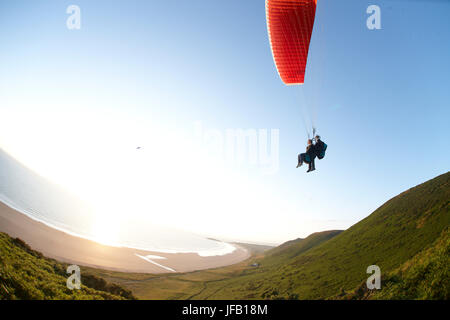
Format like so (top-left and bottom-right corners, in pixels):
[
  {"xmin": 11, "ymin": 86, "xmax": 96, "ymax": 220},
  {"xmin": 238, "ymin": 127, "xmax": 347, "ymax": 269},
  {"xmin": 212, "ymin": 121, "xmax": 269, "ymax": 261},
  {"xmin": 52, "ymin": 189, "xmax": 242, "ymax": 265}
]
[
  {"xmin": 307, "ymin": 161, "xmax": 316, "ymax": 173},
  {"xmin": 296, "ymin": 154, "xmax": 303, "ymax": 168}
]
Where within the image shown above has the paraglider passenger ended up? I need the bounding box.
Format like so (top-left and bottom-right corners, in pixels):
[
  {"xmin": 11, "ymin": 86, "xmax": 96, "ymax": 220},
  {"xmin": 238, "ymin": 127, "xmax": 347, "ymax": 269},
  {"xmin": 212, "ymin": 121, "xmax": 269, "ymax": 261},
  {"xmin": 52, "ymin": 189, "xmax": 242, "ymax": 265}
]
[{"xmin": 296, "ymin": 139, "xmax": 316, "ymax": 172}]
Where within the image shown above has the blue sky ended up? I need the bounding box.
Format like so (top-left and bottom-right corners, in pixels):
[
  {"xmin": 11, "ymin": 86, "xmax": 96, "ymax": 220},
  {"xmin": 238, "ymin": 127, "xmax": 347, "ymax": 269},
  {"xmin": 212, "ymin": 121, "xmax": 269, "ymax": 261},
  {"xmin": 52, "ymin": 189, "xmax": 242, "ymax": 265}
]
[{"xmin": 0, "ymin": 0, "xmax": 449, "ymax": 244}]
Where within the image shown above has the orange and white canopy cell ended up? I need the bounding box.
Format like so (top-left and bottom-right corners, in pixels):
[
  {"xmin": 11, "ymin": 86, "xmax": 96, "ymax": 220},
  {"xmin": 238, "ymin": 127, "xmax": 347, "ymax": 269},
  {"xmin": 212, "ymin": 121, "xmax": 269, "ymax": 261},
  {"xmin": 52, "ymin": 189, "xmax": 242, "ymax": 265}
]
[{"xmin": 266, "ymin": 0, "xmax": 317, "ymax": 85}]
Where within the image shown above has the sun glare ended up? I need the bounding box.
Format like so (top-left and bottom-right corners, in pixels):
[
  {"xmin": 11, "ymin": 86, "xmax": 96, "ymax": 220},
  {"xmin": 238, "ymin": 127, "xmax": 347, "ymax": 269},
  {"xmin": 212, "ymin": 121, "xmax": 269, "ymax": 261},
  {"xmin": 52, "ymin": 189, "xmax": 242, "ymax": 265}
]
[
  {"xmin": 0, "ymin": 101, "xmax": 312, "ymax": 243},
  {"xmin": 90, "ymin": 215, "xmax": 121, "ymax": 247}
]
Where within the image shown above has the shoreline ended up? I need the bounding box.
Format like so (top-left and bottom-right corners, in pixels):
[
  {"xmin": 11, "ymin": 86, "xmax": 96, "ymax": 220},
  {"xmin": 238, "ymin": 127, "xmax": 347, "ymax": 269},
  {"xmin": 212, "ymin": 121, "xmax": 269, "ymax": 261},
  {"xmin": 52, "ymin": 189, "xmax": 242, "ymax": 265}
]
[
  {"xmin": 0, "ymin": 200, "xmax": 250, "ymax": 273},
  {"xmin": 0, "ymin": 194, "xmax": 236, "ymax": 257}
]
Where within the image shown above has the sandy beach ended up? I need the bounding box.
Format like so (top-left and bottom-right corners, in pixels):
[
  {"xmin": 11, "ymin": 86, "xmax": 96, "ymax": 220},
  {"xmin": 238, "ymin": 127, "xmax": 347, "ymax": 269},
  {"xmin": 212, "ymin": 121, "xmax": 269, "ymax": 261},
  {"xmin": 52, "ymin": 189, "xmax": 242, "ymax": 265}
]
[{"xmin": 0, "ymin": 201, "xmax": 250, "ymax": 273}]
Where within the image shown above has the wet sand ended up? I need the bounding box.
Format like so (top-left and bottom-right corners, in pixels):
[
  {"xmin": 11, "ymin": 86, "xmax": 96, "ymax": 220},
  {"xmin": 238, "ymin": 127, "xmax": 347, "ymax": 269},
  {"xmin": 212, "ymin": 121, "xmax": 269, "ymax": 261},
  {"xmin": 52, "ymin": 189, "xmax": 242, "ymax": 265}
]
[{"xmin": 0, "ymin": 201, "xmax": 250, "ymax": 273}]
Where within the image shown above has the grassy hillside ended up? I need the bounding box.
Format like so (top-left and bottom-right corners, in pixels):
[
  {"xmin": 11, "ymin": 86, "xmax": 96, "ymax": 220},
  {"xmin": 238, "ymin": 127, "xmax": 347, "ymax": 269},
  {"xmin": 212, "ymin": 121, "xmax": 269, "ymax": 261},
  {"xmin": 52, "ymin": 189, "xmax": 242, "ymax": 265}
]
[
  {"xmin": 2, "ymin": 172, "xmax": 448, "ymax": 300},
  {"xmin": 338, "ymin": 226, "xmax": 449, "ymax": 300},
  {"xmin": 373, "ymin": 226, "xmax": 449, "ymax": 300},
  {"xmin": 262, "ymin": 230, "xmax": 342, "ymax": 266},
  {"xmin": 85, "ymin": 229, "xmax": 342, "ymax": 299},
  {"xmin": 197, "ymin": 172, "xmax": 449, "ymax": 299},
  {"xmin": 0, "ymin": 233, "xmax": 136, "ymax": 300},
  {"xmin": 89, "ymin": 172, "xmax": 449, "ymax": 300}
]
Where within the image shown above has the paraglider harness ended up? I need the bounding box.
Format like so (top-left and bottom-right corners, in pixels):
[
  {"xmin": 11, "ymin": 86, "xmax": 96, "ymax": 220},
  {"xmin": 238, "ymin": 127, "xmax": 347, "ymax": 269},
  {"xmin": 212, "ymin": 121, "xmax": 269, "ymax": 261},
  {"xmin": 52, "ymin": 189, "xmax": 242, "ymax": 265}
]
[
  {"xmin": 311, "ymin": 128, "xmax": 327, "ymax": 160},
  {"xmin": 315, "ymin": 140, "xmax": 327, "ymax": 160}
]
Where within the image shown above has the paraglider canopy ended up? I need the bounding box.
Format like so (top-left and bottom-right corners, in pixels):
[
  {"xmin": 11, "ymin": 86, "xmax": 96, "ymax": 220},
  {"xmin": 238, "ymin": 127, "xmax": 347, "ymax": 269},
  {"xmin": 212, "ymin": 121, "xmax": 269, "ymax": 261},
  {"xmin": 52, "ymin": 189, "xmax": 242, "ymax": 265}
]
[{"xmin": 266, "ymin": 0, "xmax": 317, "ymax": 85}]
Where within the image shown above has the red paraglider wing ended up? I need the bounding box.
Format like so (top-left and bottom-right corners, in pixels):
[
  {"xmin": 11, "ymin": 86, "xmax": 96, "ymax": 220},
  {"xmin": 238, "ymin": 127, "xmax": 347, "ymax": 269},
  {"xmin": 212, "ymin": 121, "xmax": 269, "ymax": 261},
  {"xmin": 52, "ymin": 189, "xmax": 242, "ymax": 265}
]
[{"xmin": 266, "ymin": 0, "xmax": 317, "ymax": 85}]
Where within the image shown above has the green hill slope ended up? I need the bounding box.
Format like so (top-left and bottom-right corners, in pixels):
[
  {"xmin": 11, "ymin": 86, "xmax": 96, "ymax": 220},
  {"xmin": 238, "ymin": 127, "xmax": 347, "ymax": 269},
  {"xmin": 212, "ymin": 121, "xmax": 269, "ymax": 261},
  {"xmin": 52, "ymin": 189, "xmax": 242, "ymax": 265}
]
[
  {"xmin": 84, "ymin": 229, "xmax": 340, "ymax": 300},
  {"xmin": 338, "ymin": 226, "xmax": 449, "ymax": 300},
  {"xmin": 191, "ymin": 172, "xmax": 449, "ymax": 299},
  {"xmin": 262, "ymin": 230, "xmax": 342, "ymax": 266},
  {"xmin": 373, "ymin": 226, "xmax": 449, "ymax": 300},
  {"xmin": 0, "ymin": 233, "xmax": 136, "ymax": 300},
  {"xmin": 4, "ymin": 172, "xmax": 447, "ymax": 300}
]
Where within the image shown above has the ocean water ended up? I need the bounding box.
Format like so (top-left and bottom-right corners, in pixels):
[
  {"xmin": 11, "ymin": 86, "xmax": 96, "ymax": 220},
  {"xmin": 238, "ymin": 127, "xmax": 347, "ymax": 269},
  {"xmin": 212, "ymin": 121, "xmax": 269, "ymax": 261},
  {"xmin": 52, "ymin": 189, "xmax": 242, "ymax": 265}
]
[{"xmin": 0, "ymin": 148, "xmax": 235, "ymax": 256}]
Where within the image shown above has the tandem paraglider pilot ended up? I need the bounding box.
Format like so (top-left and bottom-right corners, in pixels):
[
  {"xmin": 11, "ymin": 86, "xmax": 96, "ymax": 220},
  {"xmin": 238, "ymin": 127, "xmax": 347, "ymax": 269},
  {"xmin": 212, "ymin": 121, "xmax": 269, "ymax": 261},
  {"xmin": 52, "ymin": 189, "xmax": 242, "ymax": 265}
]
[{"xmin": 314, "ymin": 135, "xmax": 327, "ymax": 160}]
